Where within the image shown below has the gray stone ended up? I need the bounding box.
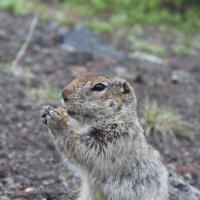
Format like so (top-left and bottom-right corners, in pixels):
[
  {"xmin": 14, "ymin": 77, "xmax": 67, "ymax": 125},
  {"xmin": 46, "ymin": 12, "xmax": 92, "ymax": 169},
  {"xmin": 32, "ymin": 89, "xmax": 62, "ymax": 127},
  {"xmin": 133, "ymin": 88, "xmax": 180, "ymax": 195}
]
[
  {"xmin": 129, "ymin": 51, "xmax": 165, "ymax": 64},
  {"xmin": 169, "ymin": 174, "xmax": 200, "ymax": 200},
  {"xmin": 115, "ymin": 66, "xmax": 133, "ymax": 79},
  {"xmin": 115, "ymin": 66, "xmax": 144, "ymax": 82},
  {"xmin": 60, "ymin": 26, "xmax": 123, "ymax": 59},
  {"xmin": 171, "ymin": 70, "xmax": 196, "ymax": 85}
]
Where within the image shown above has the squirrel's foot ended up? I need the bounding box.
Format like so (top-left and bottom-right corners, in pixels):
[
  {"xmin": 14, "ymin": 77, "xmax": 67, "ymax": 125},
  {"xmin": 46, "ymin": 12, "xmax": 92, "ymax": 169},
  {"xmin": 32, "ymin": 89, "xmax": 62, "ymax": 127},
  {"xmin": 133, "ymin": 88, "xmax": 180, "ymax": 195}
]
[{"xmin": 40, "ymin": 105, "xmax": 68, "ymax": 134}]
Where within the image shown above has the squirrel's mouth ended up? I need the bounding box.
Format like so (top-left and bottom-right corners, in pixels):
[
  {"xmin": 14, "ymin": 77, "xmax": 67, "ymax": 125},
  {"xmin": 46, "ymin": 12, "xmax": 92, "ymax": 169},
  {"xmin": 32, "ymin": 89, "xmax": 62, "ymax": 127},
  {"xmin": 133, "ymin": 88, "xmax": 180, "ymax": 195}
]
[
  {"xmin": 67, "ymin": 109, "xmax": 77, "ymax": 116},
  {"xmin": 61, "ymin": 101, "xmax": 78, "ymax": 116},
  {"xmin": 67, "ymin": 109, "xmax": 91, "ymax": 119}
]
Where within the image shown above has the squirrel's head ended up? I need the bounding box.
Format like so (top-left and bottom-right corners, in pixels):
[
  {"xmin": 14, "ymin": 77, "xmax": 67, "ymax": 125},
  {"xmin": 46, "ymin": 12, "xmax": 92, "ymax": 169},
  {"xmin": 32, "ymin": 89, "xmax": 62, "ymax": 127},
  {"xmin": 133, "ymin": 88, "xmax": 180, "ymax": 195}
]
[{"xmin": 61, "ymin": 72, "xmax": 137, "ymax": 123}]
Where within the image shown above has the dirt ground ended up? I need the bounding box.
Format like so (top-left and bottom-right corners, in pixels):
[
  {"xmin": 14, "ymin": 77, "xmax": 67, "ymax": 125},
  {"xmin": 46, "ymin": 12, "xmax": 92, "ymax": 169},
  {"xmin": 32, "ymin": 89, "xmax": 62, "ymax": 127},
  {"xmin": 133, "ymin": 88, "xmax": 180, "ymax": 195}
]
[{"xmin": 0, "ymin": 12, "xmax": 200, "ymax": 200}]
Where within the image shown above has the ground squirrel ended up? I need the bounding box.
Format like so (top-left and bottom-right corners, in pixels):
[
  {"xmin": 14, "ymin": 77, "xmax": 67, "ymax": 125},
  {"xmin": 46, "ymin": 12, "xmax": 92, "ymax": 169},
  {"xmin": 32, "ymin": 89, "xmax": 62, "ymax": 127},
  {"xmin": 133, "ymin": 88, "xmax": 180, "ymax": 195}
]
[{"xmin": 40, "ymin": 72, "xmax": 168, "ymax": 200}]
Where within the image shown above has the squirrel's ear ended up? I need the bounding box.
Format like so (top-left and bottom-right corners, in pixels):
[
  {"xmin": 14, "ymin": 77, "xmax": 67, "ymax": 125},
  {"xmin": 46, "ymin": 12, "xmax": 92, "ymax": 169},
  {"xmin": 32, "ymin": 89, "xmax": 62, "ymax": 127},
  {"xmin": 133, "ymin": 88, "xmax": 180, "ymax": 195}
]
[
  {"xmin": 114, "ymin": 77, "xmax": 131, "ymax": 94},
  {"xmin": 122, "ymin": 81, "xmax": 130, "ymax": 94}
]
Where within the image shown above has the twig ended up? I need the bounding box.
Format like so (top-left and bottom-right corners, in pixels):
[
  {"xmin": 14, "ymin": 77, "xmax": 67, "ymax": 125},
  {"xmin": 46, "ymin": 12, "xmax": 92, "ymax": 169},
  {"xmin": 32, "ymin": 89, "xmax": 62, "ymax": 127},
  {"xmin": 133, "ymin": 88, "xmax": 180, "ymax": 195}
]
[{"xmin": 12, "ymin": 15, "xmax": 38, "ymax": 68}]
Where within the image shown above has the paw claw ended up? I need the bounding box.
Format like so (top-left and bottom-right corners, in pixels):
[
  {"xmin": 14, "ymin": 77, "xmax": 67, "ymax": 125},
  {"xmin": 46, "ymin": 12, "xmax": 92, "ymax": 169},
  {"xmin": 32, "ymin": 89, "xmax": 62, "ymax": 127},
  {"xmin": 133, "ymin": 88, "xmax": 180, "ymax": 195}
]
[
  {"xmin": 40, "ymin": 110, "xmax": 49, "ymax": 118},
  {"xmin": 44, "ymin": 105, "xmax": 52, "ymax": 113},
  {"xmin": 46, "ymin": 115, "xmax": 51, "ymax": 125},
  {"xmin": 42, "ymin": 118, "xmax": 47, "ymax": 124}
]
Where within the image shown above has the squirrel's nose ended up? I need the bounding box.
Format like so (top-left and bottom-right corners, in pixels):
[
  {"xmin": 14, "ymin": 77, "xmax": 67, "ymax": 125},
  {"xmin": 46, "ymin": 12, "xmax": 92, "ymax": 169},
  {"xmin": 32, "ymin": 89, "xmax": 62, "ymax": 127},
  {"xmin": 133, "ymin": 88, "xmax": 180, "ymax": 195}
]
[{"xmin": 61, "ymin": 90, "xmax": 68, "ymax": 102}]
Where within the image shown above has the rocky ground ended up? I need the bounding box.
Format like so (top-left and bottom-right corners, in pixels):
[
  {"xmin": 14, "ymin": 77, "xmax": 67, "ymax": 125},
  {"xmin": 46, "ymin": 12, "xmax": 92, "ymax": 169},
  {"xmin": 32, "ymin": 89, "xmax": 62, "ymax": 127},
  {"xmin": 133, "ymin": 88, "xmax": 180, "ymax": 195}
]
[{"xmin": 0, "ymin": 12, "xmax": 200, "ymax": 200}]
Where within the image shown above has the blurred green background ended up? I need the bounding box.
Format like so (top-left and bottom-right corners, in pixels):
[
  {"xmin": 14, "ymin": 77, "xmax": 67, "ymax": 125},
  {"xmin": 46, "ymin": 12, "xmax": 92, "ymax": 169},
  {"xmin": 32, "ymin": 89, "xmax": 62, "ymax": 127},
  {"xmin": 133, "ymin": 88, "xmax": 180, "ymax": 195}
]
[{"xmin": 0, "ymin": 0, "xmax": 199, "ymax": 33}]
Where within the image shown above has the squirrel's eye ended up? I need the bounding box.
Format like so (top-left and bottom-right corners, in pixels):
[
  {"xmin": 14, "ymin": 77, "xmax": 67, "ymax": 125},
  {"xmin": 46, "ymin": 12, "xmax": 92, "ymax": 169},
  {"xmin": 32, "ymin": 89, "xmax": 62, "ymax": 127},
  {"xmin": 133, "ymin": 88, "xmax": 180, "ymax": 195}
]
[{"xmin": 91, "ymin": 83, "xmax": 107, "ymax": 92}]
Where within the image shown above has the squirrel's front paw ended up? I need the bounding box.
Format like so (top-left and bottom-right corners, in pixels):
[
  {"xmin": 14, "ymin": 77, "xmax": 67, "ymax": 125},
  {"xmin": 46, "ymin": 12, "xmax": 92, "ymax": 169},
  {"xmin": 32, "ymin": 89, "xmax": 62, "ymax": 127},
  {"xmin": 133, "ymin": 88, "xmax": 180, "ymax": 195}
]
[{"xmin": 40, "ymin": 105, "xmax": 68, "ymax": 132}]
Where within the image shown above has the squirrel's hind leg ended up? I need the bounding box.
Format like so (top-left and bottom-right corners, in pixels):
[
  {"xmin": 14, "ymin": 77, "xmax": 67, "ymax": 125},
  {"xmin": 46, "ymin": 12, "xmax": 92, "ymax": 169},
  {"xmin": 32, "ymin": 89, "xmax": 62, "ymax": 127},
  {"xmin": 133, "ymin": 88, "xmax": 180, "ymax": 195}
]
[
  {"xmin": 77, "ymin": 176, "xmax": 93, "ymax": 200},
  {"xmin": 77, "ymin": 176, "xmax": 107, "ymax": 200}
]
